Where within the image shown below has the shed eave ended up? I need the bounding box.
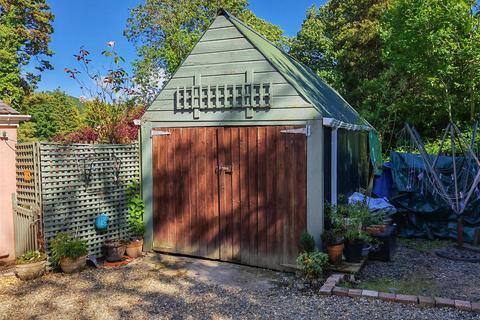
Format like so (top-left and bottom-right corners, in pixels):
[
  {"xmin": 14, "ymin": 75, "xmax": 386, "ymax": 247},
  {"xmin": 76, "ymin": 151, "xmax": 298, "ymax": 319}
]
[{"xmin": 322, "ymin": 117, "xmax": 372, "ymax": 131}]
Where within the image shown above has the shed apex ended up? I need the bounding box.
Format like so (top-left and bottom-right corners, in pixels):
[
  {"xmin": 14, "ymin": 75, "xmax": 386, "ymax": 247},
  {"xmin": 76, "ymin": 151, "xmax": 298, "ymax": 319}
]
[{"xmin": 219, "ymin": 9, "xmax": 372, "ymax": 129}]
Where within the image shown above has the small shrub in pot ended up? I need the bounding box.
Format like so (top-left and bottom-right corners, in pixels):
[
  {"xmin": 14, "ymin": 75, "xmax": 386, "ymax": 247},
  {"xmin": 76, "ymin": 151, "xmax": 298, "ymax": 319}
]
[
  {"xmin": 322, "ymin": 229, "xmax": 344, "ymax": 265},
  {"xmin": 15, "ymin": 250, "xmax": 47, "ymax": 280},
  {"xmin": 323, "ymin": 204, "xmax": 347, "ymax": 265},
  {"xmin": 126, "ymin": 180, "xmax": 145, "ymax": 258},
  {"xmin": 51, "ymin": 232, "xmax": 88, "ymax": 273},
  {"xmin": 343, "ymin": 202, "xmax": 371, "ymax": 263},
  {"xmin": 126, "ymin": 220, "xmax": 145, "ymax": 258}
]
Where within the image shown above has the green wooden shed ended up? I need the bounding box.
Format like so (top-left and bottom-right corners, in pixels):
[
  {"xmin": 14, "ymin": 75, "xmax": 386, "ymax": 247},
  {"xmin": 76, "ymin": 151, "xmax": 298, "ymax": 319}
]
[{"xmin": 140, "ymin": 9, "xmax": 373, "ymax": 270}]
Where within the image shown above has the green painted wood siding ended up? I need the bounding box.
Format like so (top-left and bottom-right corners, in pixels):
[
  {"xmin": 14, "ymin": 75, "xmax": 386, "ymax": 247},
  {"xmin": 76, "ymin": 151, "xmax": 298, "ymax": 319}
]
[{"xmin": 144, "ymin": 15, "xmax": 320, "ymax": 123}]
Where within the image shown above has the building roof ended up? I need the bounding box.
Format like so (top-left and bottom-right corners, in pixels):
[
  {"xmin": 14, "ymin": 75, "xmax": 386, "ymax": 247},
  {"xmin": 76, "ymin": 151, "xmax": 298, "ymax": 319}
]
[
  {"xmin": 223, "ymin": 10, "xmax": 371, "ymax": 128},
  {"xmin": 0, "ymin": 101, "xmax": 19, "ymax": 115}
]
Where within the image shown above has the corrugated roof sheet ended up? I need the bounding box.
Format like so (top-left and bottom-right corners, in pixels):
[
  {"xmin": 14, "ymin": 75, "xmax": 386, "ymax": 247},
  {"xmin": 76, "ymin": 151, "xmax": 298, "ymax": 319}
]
[
  {"xmin": 224, "ymin": 10, "xmax": 370, "ymax": 127},
  {"xmin": 0, "ymin": 101, "xmax": 19, "ymax": 115}
]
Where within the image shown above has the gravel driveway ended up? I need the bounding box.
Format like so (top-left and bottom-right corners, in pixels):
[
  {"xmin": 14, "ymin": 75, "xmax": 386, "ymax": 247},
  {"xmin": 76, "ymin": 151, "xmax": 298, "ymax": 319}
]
[{"xmin": 0, "ymin": 253, "xmax": 477, "ymax": 320}]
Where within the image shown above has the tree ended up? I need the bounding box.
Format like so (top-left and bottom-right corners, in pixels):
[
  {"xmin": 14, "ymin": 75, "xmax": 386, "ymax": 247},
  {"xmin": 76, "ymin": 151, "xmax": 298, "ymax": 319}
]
[
  {"xmin": 290, "ymin": 0, "xmax": 480, "ymax": 150},
  {"xmin": 125, "ymin": 0, "xmax": 284, "ymax": 95},
  {"xmin": 60, "ymin": 44, "xmax": 144, "ymax": 144},
  {"xmin": 379, "ymin": 0, "xmax": 480, "ymax": 145},
  {"xmin": 288, "ymin": 6, "xmax": 337, "ymax": 85},
  {"xmin": 17, "ymin": 90, "xmax": 82, "ymax": 142},
  {"xmin": 0, "ymin": 0, "xmax": 54, "ymax": 107},
  {"xmin": 289, "ymin": 0, "xmax": 390, "ymax": 105},
  {"xmin": 289, "ymin": 0, "xmax": 392, "ymax": 148}
]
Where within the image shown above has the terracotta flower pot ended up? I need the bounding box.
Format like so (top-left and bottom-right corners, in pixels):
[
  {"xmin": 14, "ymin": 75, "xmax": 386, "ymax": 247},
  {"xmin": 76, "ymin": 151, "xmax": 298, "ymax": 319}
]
[
  {"xmin": 364, "ymin": 224, "xmax": 388, "ymax": 235},
  {"xmin": 15, "ymin": 260, "xmax": 46, "ymax": 280},
  {"xmin": 60, "ymin": 255, "xmax": 87, "ymax": 274},
  {"xmin": 326, "ymin": 243, "xmax": 344, "ymax": 265},
  {"xmin": 126, "ymin": 239, "xmax": 143, "ymax": 258}
]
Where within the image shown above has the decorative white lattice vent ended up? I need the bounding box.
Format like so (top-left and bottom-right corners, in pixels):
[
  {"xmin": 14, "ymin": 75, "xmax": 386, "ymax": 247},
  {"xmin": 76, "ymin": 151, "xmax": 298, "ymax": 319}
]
[{"xmin": 175, "ymin": 83, "xmax": 272, "ymax": 110}]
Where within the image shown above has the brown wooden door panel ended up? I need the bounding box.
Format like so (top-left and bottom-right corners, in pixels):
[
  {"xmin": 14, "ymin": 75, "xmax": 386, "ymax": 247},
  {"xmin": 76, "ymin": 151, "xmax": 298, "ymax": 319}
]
[
  {"xmin": 152, "ymin": 126, "xmax": 307, "ymax": 269},
  {"xmin": 152, "ymin": 127, "xmax": 220, "ymax": 258}
]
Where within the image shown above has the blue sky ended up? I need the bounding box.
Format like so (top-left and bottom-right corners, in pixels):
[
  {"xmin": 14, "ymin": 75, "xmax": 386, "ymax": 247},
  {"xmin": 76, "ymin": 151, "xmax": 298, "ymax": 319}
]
[{"xmin": 37, "ymin": 0, "xmax": 326, "ymax": 97}]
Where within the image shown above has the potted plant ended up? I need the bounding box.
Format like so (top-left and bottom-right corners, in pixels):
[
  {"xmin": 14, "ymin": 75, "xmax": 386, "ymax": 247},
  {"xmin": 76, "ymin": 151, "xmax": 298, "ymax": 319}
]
[
  {"xmin": 342, "ymin": 201, "xmax": 371, "ymax": 263},
  {"xmin": 322, "ymin": 229, "xmax": 344, "ymax": 265},
  {"xmin": 126, "ymin": 220, "xmax": 145, "ymax": 258},
  {"xmin": 51, "ymin": 232, "xmax": 88, "ymax": 273},
  {"xmin": 322, "ymin": 204, "xmax": 347, "ymax": 265},
  {"xmin": 344, "ymin": 228, "xmax": 370, "ymax": 263},
  {"xmin": 363, "ymin": 210, "xmax": 388, "ymax": 235},
  {"xmin": 103, "ymin": 239, "xmax": 126, "ymax": 262},
  {"xmin": 126, "ymin": 179, "xmax": 145, "ymax": 258},
  {"xmin": 15, "ymin": 250, "xmax": 47, "ymax": 280}
]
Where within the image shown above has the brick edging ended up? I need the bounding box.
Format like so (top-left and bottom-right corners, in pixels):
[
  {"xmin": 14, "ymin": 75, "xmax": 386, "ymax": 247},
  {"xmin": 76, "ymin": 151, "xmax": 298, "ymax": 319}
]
[{"xmin": 320, "ymin": 274, "xmax": 479, "ymax": 313}]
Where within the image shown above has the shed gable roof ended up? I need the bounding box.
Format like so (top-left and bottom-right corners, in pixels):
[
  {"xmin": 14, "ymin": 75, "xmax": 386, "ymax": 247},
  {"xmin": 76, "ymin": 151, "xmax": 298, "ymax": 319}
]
[{"xmin": 222, "ymin": 10, "xmax": 370, "ymax": 127}]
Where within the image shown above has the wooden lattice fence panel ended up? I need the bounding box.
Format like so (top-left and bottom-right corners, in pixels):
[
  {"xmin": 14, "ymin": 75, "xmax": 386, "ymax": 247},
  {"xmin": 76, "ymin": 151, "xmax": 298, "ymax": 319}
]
[
  {"xmin": 39, "ymin": 143, "xmax": 140, "ymax": 257},
  {"xmin": 14, "ymin": 143, "xmax": 42, "ymax": 254},
  {"xmin": 15, "ymin": 143, "xmax": 41, "ymax": 209}
]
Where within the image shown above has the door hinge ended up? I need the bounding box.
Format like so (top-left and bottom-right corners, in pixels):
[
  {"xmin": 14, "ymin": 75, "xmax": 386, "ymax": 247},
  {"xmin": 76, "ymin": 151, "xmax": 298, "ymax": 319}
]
[
  {"xmin": 151, "ymin": 130, "xmax": 171, "ymax": 138},
  {"xmin": 281, "ymin": 125, "xmax": 311, "ymax": 137}
]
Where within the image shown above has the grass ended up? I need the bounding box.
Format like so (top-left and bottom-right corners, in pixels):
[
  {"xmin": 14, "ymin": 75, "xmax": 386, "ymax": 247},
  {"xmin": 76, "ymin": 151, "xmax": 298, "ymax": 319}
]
[
  {"xmin": 399, "ymin": 238, "xmax": 449, "ymax": 253},
  {"xmin": 353, "ymin": 277, "xmax": 438, "ymax": 296},
  {"xmin": 337, "ymin": 239, "xmax": 450, "ymax": 296}
]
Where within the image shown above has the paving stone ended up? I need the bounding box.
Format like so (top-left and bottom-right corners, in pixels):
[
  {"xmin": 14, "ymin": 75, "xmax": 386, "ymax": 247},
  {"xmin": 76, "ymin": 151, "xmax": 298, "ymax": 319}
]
[
  {"xmin": 435, "ymin": 297, "xmax": 455, "ymax": 308},
  {"xmin": 361, "ymin": 290, "xmax": 379, "ymax": 299},
  {"xmin": 418, "ymin": 296, "xmax": 435, "ymax": 306},
  {"xmin": 332, "ymin": 286, "xmax": 349, "ymax": 297},
  {"xmin": 324, "ymin": 280, "xmax": 337, "ymax": 287},
  {"xmin": 395, "ymin": 294, "xmax": 418, "ymax": 304},
  {"xmin": 319, "ymin": 285, "xmax": 334, "ymax": 295},
  {"xmin": 329, "ymin": 274, "xmax": 345, "ymax": 282},
  {"xmin": 378, "ymin": 292, "xmax": 396, "ymax": 302},
  {"xmin": 454, "ymin": 300, "xmax": 472, "ymax": 311},
  {"xmin": 348, "ymin": 288, "xmax": 362, "ymax": 298},
  {"xmin": 472, "ymin": 302, "xmax": 480, "ymax": 313}
]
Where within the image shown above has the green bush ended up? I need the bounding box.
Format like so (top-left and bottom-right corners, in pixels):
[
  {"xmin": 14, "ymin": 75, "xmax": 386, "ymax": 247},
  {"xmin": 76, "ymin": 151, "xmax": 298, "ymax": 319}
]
[
  {"xmin": 50, "ymin": 233, "xmax": 88, "ymax": 265},
  {"xmin": 127, "ymin": 180, "xmax": 145, "ymax": 239},
  {"xmin": 299, "ymin": 231, "xmax": 316, "ymax": 253},
  {"xmin": 296, "ymin": 251, "xmax": 329, "ymax": 279},
  {"xmin": 16, "ymin": 250, "xmax": 46, "ymax": 265}
]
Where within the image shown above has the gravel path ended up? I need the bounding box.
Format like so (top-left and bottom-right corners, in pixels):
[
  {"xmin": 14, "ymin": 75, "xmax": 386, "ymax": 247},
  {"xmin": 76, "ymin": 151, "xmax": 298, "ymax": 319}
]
[
  {"xmin": 359, "ymin": 238, "xmax": 480, "ymax": 302},
  {"xmin": 0, "ymin": 255, "xmax": 477, "ymax": 320}
]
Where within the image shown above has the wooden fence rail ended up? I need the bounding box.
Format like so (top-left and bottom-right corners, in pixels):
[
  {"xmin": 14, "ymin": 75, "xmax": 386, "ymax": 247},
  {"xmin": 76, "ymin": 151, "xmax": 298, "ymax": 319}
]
[{"xmin": 14, "ymin": 142, "xmax": 140, "ymax": 257}]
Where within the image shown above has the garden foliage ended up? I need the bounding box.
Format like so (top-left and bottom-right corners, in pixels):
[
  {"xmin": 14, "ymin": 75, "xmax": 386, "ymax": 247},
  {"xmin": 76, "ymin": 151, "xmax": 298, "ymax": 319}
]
[
  {"xmin": 127, "ymin": 180, "xmax": 145, "ymax": 238},
  {"xmin": 50, "ymin": 232, "xmax": 88, "ymax": 265},
  {"xmin": 296, "ymin": 251, "xmax": 329, "ymax": 280}
]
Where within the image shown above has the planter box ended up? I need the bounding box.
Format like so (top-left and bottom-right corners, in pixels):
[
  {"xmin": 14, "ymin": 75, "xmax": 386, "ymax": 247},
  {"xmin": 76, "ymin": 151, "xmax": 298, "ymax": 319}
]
[{"xmin": 369, "ymin": 224, "xmax": 397, "ymax": 261}]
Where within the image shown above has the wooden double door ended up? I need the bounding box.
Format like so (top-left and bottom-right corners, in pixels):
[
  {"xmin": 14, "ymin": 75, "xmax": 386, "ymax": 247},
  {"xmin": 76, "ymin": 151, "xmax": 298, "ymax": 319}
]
[{"xmin": 152, "ymin": 126, "xmax": 307, "ymax": 269}]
